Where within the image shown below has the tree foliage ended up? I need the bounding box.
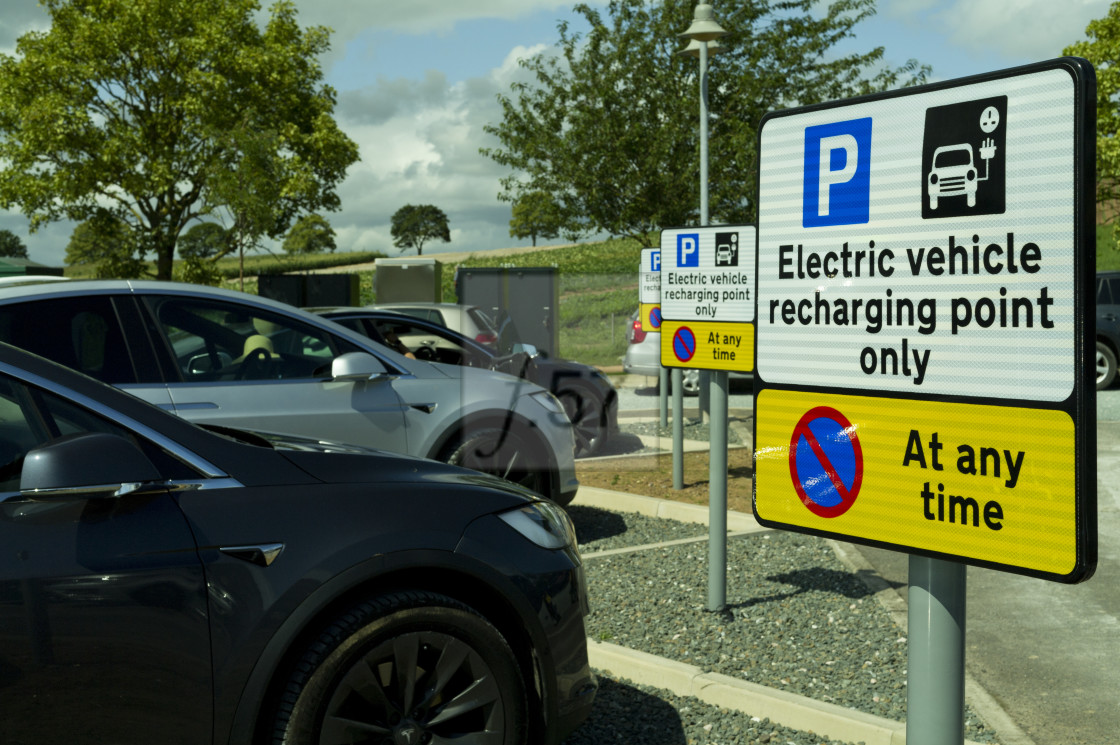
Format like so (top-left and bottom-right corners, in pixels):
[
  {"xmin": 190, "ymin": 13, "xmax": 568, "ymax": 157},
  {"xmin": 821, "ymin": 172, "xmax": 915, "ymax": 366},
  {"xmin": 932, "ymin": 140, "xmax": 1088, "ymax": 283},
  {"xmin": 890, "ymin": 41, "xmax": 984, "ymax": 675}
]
[
  {"xmin": 64, "ymin": 212, "xmax": 147, "ymax": 278},
  {"xmin": 482, "ymin": 0, "xmax": 928, "ymax": 245},
  {"xmin": 0, "ymin": 229, "xmax": 28, "ymax": 259},
  {"xmin": 283, "ymin": 213, "xmax": 337, "ymax": 254},
  {"xmin": 390, "ymin": 204, "xmax": 451, "ymax": 256},
  {"xmin": 178, "ymin": 222, "xmax": 230, "ymax": 260},
  {"xmin": 1065, "ymin": 4, "xmax": 1120, "ymax": 240},
  {"xmin": 509, "ymin": 190, "xmax": 565, "ymax": 246},
  {"xmin": 0, "ymin": 0, "xmax": 359, "ymax": 280},
  {"xmin": 175, "ymin": 222, "xmax": 229, "ymax": 285}
]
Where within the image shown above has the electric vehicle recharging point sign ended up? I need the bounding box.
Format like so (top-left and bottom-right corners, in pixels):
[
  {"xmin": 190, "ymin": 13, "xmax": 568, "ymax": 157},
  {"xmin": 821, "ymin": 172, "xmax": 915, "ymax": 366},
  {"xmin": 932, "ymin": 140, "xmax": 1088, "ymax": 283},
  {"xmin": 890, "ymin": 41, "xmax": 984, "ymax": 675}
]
[
  {"xmin": 639, "ymin": 248, "xmax": 662, "ymax": 332},
  {"xmin": 753, "ymin": 58, "xmax": 1097, "ymax": 583},
  {"xmin": 659, "ymin": 225, "xmax": 756, "ymax": 372}
]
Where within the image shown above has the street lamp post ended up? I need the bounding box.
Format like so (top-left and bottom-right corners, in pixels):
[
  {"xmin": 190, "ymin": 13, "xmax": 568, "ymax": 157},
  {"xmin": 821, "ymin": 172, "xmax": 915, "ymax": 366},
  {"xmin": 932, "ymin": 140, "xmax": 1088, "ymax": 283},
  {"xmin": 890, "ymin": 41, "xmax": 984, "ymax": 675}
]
[{"xmin": 678, "ymin": 2, "xmax": 729, "ymax": 612}]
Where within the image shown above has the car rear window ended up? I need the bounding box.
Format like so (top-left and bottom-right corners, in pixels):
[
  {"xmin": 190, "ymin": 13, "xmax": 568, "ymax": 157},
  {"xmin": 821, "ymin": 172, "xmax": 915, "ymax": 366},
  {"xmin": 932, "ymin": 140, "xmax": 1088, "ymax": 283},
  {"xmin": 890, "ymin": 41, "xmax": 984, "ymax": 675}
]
[{"xmin": 0, "ymin": 296, "xmax": 138, "ymax": 384}]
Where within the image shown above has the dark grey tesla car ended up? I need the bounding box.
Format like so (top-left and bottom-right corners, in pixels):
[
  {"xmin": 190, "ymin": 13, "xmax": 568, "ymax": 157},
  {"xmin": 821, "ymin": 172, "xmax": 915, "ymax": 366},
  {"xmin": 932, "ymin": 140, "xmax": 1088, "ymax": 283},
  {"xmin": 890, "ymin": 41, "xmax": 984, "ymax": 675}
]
[{"xmin": 0, "ymin": 343, "xmax": 595, "ymax": 744}]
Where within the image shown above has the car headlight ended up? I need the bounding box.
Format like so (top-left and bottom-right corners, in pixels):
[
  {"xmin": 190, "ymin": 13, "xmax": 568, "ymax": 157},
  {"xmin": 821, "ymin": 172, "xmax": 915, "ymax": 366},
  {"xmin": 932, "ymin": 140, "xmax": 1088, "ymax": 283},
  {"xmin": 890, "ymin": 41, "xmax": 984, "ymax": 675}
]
[
  {"xmin": 529, "ymin": 389, "xmax": 564, "ymax": 415},
  {"xmin": 498, "ymin": 500, "xmax": 577, "ymax": 550}
]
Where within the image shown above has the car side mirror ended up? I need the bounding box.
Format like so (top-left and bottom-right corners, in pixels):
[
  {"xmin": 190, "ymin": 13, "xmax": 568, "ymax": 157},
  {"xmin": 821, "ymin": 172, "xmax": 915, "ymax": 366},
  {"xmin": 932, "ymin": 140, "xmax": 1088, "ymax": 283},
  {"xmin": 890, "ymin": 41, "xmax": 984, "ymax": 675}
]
[
  {"xmin": 511, "ymin": 342, "xmax": 540, "ymax": 358},
  {"xmin": 331, "ymin": 352, "xmax": 389, "ymax": 382},
  {"xmin": 20, "ymin": 432, "xmax": 162, "ymax": 499}
]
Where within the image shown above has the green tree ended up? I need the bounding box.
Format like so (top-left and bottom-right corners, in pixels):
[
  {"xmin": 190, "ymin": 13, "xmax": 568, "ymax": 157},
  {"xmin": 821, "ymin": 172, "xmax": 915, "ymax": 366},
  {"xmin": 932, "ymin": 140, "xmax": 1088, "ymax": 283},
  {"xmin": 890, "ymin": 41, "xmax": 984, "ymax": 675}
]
[
  {"xmin": 1065, "ymin": 4, "xmax": 1120, "ymax": 244},
  {"xmin": 283, "ymin": 213, "xmax": 337, "ymax": 254},
  {"xmin": 64, "ymin": 212, "xmax": 146, "ymax": 278},
  {"xmin": 0, "ymin": 229, "xmax": 28, "ymax": 259},
  {"xmin": 390, "ymin": 205, "xmax": 451, "ymax": 256},
  {"xmin": 0, "ymin": 0, "xmax": 359, "ymax": 281},
  {"xmin": 175, "ymin": 222, "xmax": 229, "ymax": 285},
  {"xmin": 509, "ymin": 191, "xmax": 565, "ymax": 246},
  {"xmin": 177, "ymin": 222, "xmax": 230, "ymax": 260},
  {"xmin": 482, "ymin": 0, "xmax": 928, "ymax": 244}
]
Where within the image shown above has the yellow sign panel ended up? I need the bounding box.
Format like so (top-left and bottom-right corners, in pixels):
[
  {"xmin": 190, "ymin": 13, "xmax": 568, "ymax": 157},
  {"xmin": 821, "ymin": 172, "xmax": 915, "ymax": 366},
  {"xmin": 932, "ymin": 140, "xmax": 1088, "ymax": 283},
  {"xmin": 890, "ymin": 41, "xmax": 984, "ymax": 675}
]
[
  {"xmin": 639, "ymin": 303, "xmax": 662, "ymax": 333},
  {"xmin": 755, "ymin": 389, "xmax": 1078, "ymax": 577},
  {"xmin": 659, "ymin": 320, "xmax": 754, "ymax": 372}
]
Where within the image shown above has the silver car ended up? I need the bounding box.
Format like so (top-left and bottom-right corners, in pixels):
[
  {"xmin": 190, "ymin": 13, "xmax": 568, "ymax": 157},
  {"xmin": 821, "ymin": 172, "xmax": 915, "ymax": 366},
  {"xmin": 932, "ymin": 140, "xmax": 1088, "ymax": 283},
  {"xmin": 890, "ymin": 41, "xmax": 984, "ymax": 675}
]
[{"xmin": 0, "ymin": 280, "xmax": 578, "ymax": 504}]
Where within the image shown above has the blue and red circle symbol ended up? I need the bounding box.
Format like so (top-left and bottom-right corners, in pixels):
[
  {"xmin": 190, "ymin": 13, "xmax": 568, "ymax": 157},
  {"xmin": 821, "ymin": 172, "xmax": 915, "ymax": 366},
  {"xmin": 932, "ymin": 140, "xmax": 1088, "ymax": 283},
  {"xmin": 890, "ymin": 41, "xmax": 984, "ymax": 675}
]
[
  {"xmin": 672, "ymin": 326, "xmax": 696, "ymax": 362},
  {"xmin": 789, "ymin": 406, "xmax": 863, "ymax": 518},
  {"xmin": 649, "ymin": 307, "xmax": 662, "ymax": 329}
]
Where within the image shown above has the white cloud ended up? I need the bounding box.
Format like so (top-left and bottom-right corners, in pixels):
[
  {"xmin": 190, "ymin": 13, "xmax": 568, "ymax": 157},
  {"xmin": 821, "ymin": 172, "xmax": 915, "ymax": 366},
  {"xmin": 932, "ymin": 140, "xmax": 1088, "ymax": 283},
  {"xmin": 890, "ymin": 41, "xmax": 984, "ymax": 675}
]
[
  {"xmin": 881, "ymin": 0, "xmax": 1109, "ymax": 62},
  {"xmin": 291, "ymin": 0, "xmax": 581, "ymax": 40},
  {"xmin": 318, "ymin": 42, "xmax": 554, "ymax": 257}
]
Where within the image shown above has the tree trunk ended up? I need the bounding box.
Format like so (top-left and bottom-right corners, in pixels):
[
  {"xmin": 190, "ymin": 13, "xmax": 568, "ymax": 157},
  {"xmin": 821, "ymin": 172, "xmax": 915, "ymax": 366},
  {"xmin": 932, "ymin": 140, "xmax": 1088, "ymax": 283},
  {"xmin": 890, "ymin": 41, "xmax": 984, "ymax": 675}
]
[{"xmin": 155, "ymin": 240, "xmax": 176, "ymax": 281}]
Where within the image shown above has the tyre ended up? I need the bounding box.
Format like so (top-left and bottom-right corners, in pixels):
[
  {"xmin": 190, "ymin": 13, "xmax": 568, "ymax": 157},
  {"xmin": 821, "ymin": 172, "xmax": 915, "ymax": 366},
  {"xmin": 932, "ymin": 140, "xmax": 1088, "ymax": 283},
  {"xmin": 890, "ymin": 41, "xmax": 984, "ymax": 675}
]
[
  {"xmin": 556, "ymin": 386, "xmax": 605, "ymax": 458},
  {"xmin": 441, "ymin": 426, "xmax": 551, "ymax": 499},
  {"xmin": 273, "ymin": 591, "xmax": 528, "ymax": 745},
  {"xmin": 1097, "ymin": 340, "xmax": 1117, "ymax": 390}
]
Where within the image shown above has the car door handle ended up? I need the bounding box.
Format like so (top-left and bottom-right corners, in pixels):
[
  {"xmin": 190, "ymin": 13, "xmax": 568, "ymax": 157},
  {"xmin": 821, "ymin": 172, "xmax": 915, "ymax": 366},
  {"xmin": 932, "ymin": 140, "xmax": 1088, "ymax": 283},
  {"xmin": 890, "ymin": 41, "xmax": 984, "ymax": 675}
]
[{"xmin": 408, "ymin": 402, "xmax": 437, "ymax": 414}]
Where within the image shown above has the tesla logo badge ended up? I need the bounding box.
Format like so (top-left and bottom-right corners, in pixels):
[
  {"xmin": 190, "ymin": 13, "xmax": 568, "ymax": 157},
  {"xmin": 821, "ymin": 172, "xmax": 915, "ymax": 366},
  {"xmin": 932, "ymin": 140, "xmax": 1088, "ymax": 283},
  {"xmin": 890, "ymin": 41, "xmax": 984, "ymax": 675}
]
[
  {"xmin": 921, "ymin": 96, "xmax": 1007, "ymax": 219},
  {"xmin": 802, "ymin": 117, "xmax": 872, "ymax": 228}
]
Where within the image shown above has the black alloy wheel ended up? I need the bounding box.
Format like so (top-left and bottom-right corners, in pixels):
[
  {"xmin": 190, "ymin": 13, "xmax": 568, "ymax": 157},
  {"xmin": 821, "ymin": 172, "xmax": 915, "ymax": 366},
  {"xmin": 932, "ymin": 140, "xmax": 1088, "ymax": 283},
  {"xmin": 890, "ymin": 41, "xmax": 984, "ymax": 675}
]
[
  {"xmin": 556, "ymin": 387, "xmax": 605, "ymax": 458},
  {"xmin": 273, "ymin": 591, "xmax": 528, "ymax": 745}
]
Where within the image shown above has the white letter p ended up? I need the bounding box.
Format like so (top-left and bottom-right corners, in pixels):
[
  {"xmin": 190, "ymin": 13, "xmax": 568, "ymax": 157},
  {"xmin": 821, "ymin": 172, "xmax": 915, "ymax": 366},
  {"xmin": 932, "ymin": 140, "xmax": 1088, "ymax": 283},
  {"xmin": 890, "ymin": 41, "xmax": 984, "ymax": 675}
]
[{"xmin": 818, "ymin": 134, "xmax": 859, "ymax": 217}]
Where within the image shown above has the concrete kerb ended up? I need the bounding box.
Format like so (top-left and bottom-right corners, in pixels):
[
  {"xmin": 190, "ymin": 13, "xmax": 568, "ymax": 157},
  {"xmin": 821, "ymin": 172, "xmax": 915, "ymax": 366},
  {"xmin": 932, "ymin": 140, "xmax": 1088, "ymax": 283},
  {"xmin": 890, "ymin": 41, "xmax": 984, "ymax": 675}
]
[{"xmin": 577, "ymin": 486, "xmax": 1016, "ymax": 745}]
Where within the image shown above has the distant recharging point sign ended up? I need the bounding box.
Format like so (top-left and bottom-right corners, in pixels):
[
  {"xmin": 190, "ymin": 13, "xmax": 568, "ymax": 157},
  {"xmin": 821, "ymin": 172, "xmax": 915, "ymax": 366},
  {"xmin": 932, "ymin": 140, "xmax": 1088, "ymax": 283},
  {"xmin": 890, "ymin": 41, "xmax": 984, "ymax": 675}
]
[
  {"xmin": 659, "ymin": 225, "xmax": 756, "ymax": 373},
  {"xmin": 752, "ymin": 58, "xmax": 1096, "ymax": 583}
]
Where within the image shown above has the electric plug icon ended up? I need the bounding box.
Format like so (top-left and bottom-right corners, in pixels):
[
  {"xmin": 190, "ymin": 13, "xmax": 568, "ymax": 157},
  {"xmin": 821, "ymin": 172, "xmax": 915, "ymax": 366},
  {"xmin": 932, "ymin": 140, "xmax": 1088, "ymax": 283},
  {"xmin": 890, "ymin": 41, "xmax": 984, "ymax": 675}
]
[{"xmin": 979, "ymin": 137, "xmax": 997, "ymax": 162}]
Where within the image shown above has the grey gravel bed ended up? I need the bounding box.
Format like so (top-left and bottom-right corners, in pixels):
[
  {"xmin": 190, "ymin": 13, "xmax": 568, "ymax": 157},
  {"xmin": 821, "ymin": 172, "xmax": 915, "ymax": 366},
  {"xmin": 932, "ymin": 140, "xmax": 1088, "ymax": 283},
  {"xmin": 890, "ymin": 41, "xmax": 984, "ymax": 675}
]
[
  {"xmin": 560, "ymin": 674, "xmax": 851, "ymax": 745},
  {"xmin": 622, "ymin": 417, "xmax": 747, "ymax": 446},
  {"xmin": 569, "ymin": 514, "xmax": 1001, "ymax": 744}
]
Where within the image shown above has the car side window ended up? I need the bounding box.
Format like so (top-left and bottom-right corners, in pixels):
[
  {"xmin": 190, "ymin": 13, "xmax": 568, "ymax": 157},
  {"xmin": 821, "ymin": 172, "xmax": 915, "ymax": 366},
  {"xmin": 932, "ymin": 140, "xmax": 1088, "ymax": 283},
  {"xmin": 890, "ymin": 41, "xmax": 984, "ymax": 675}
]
[
  {"xmin": 373, "ymin": 318, "xmax": 467, "ymax": 366},
  {"xmin": 1105, "ymin": 278, "xmax": 1120, "ymax": 306},
  {"xmin": 148, "ymin": 297, "xmax": 361, "ymax": 382},
  {"xmin": 0, "ymin": 373, "xmax": 197, "ymax": 492},
  {"xmin": 0, "ymin": 297, "xmax": 138, "ymax": 384}
]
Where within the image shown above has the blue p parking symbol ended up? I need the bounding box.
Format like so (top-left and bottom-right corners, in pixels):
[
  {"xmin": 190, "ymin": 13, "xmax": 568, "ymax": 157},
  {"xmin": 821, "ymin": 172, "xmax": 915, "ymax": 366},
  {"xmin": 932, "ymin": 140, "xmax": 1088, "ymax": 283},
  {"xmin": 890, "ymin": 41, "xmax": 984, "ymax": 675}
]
[
  {"xmin": 677, "ymin": 234, "xmax": 699, "ymax": 267},
  {"xmin": 803, "ymin": 118, "xmax": 872, "ymax": 228}
]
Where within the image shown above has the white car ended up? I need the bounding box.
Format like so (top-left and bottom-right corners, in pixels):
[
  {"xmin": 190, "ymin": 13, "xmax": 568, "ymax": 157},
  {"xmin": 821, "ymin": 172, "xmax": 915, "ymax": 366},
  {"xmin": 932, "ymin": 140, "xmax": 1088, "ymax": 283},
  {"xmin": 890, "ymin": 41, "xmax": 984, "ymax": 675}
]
[{"xmin": 0, "ymin": 281, "xmax": 579, "ymax": 504}]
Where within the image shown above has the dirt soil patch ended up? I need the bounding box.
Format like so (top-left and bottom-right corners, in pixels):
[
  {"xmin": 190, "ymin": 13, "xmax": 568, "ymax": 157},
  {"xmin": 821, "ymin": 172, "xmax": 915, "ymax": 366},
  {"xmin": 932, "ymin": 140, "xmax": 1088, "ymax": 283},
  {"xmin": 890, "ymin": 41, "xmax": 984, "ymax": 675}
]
[{"xmin": 575, "ymin": 447, "xmax": 754, "ymax": 514}]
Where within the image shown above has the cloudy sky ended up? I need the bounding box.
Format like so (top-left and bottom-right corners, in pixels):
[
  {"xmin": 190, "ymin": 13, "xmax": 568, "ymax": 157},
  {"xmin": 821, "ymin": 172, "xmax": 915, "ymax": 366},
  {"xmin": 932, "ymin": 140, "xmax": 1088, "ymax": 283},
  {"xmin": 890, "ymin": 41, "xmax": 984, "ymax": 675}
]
[{"xmin": 0, "ymin": 0, "xmax": 1110, "ymax": 267}]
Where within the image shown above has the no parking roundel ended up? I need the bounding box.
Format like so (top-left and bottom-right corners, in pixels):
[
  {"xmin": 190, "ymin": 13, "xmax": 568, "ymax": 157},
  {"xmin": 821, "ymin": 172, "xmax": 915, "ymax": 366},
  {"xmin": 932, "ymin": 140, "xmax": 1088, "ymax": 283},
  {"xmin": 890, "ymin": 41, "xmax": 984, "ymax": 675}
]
[
  {"xmin": 649, "ymin": 306, "xmax": 662, "ymax": 329},
  {"xmin": 672, "ymin": 326, "xmax": 696, "ymax": 362},
  {"xmin": 789, "ymin": 406, "xmax": 863, "ymax": 518}
]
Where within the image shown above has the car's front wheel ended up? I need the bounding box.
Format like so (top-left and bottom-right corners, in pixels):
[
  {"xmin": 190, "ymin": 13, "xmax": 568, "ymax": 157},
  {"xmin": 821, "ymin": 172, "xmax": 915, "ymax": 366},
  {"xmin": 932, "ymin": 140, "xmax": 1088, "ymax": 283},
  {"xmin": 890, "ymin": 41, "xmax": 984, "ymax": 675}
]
[
  {"xmin": 441, "ymin": 426, "xmax": 553, "ymax": 500},
  {"xmin": 556, "ymin": 386, "xmax": 605, "ymax": 458},
  {"xmin": 1097, "ymin": 340, "xmax": 1117, "ymax": 390},
  {"xmin": 272, "ymin": 591, "xmax": 528, "ymax": 745}
]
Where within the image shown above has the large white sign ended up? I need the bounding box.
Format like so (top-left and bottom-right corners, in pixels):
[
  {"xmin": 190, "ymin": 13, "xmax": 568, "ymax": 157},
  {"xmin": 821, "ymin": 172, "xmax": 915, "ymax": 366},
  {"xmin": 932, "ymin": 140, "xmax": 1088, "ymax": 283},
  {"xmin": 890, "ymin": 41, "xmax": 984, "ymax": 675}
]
[
  {"xmin": 660, "ymin": 226, "xmax": 755, "ymax": 323},
  {"xmin": 757, "ymin": 66, "xmax": 1079, "ymax": 402}
]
